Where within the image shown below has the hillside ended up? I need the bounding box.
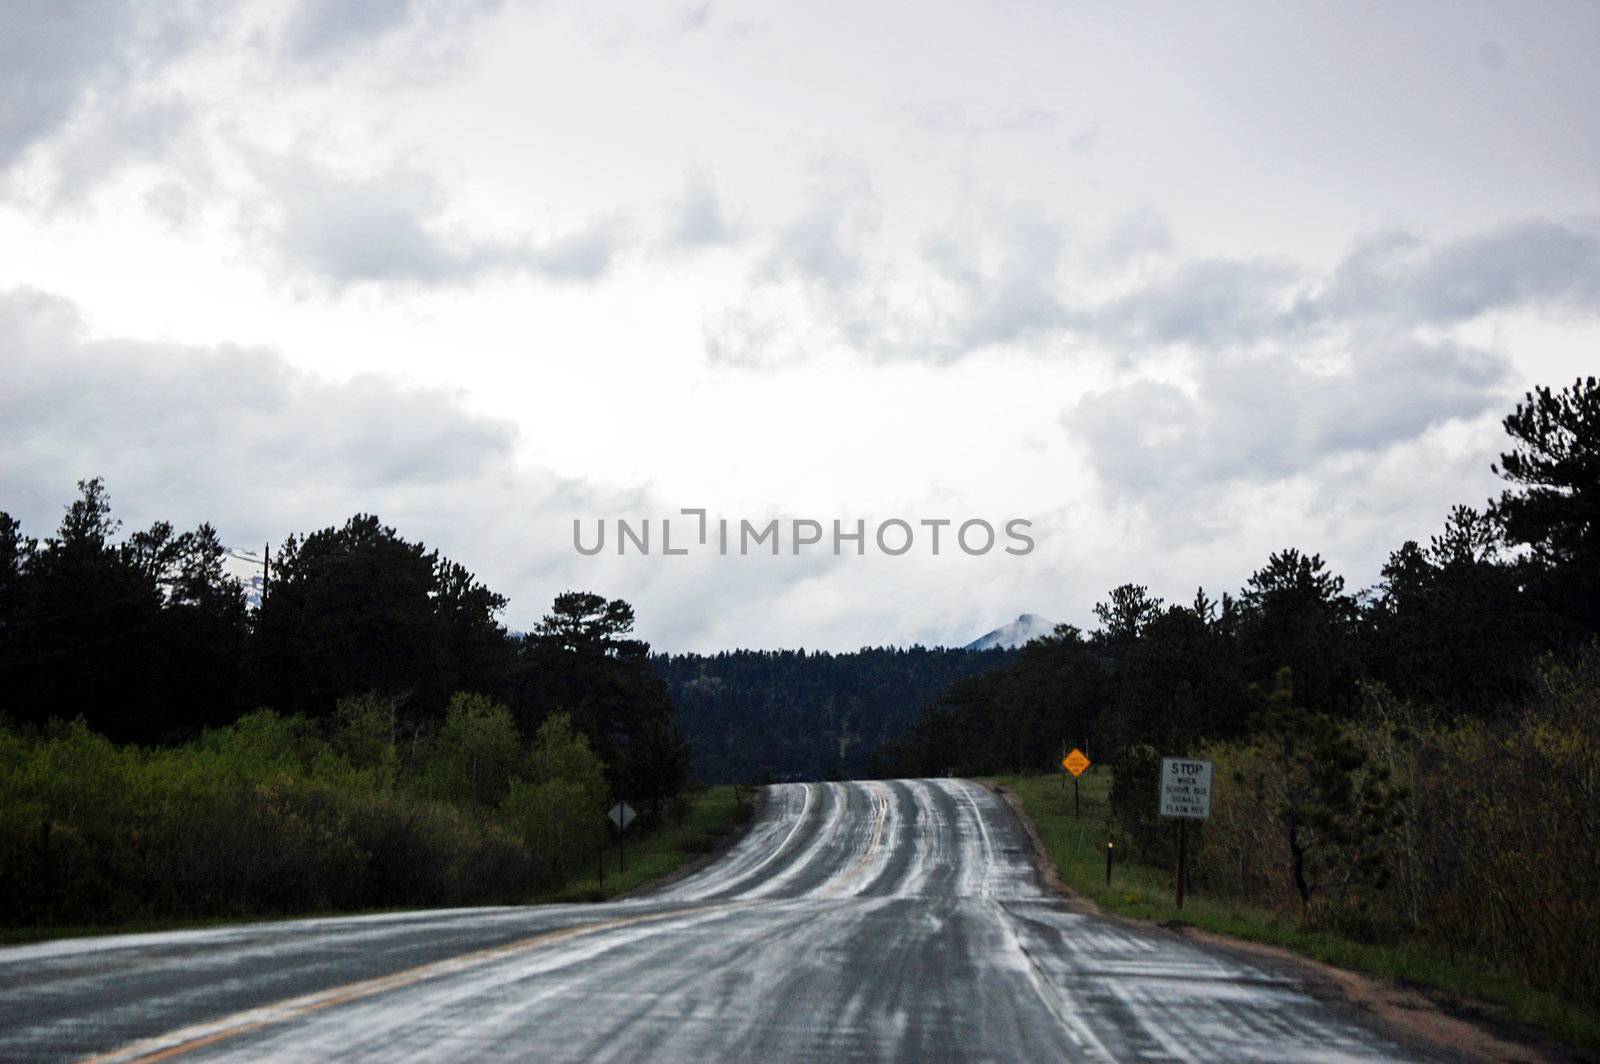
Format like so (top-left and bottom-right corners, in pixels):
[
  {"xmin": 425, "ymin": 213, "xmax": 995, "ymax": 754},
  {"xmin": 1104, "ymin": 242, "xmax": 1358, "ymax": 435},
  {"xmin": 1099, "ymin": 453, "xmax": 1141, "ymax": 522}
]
[{"xmin": 652, "ymin": 645, "xmax": 1015, "ymax": 783}]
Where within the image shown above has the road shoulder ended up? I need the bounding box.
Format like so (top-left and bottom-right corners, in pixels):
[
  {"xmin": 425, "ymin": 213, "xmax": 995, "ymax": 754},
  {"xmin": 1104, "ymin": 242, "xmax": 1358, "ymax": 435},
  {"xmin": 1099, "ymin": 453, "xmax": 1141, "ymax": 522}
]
[{"xmin": 986, "ymin": 780, "xmax": 1597, "ymax": 1064}]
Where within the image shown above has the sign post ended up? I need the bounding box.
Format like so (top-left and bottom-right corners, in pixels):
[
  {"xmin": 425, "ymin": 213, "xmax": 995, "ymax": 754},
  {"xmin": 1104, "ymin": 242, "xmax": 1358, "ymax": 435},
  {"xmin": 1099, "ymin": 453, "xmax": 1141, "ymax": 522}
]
[
  {"xmin": 608, "ymin": 800, "xmax": 636, "ymax": 873},
  {"xmin": 1062, "ymin": 748, "xmax": 1091, "ymax": 818},
  {"xmin": 1158, "ymin": 758, "xmax": 1212, "ymax": 910}
]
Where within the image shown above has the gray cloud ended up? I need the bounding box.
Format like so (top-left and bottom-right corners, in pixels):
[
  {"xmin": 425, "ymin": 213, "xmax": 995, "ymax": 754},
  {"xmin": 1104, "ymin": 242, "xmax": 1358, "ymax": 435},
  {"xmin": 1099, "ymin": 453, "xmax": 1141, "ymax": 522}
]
[
  {"xmin": 709, "ymin": 179, "xmax": 1077, "ymax": 367},
  {"xmin": 1302, "ymin": 220, "xmax": 1600, "ymax": 329},
  {"xmin": 663, "ymin": 169, "xmax": 739, "ymax": 250},
  {"xmin": 2, "ymin": 0, "xmax": 504, "ymax": 202},
  {"xmin": 281, "ymin": 0, "xmax": 507, "ymax": 78},
  {"xmin": 1066, "ymin": 336, "xmax": 1512, "ymax": 497},
  {"xmin": 256, "ymin": 157, "xmax": 630, "ymax": 287},
  {"xmin": 0, "ymin": 287, "xmax": 518, "ymax": 515},
  {"xmin": 0, "ymin": 0, "xmax": 137, "ymax": 168},
  {"xmin": 926, "ymin": 210, "xmax": 1070, "ymax": 355},
  {"xmin": 1091, "ymin": 257, "xmax": 1302, "ymax": 349},
  {"xmin": 708, "ymin": 205, "xmax": 1600, "ymax": 368},
  {"xmin": 1094, "ymin": 220, "xmax": 1600, "ymax": 355},
  {"xmin": 1095, "ymin": 208, "xmax": 1173, "ymax": 269},
  {"xmin": 286, "ymin": 0, "xmax": 415, "ymax": 57},
  {"xmin": 760, "ymin": 168, "xmax": 878, "ymax": 294},
  {"xmin": 30, "ymin": 93, "xmax": 204, "ymax": 209},
  {"xmin": 530, "ymin": 217, "xmax": 630, "ymax": 281}
]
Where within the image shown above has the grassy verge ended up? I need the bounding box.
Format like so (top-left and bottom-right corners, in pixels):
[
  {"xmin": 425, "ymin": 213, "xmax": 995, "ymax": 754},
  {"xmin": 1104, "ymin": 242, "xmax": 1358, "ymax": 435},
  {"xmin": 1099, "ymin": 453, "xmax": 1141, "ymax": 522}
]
[
  {"xmin": 537, "ymin": 784, "xmax": 754, "ymax": 903},
  {"xmin": 0, "ymin": 785, "xmax": 755, "ymax": 948},
  {"xmin": 993, "ymin": 771, "xmax": 1600, "ymax": 1053}
]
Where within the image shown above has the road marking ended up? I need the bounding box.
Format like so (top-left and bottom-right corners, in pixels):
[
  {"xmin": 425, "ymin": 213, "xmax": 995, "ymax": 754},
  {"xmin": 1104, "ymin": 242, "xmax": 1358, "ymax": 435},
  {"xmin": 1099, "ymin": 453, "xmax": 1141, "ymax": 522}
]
[
  {"xmin": 76, "ymin": 905, "xmax": 731, "ymax": 1064},
  {"xmin": 745, "ymin": 782, "xmax": 852, "ymax": 898},
  {"xmin": 744, "ymin": 781, "xmax": 814, "ymax": 881},
  {"xmin": 679, "ymin": 781, "xmax": 813, "ymax": 900},
  {"xmin": 822, "ymin": 780, "xmax": 891, "ymax": 897}
]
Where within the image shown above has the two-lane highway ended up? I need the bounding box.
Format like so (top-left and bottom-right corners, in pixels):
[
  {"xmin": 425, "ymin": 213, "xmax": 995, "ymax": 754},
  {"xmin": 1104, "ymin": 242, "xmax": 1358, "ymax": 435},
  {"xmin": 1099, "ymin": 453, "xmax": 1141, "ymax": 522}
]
[{"xmin": 0, "ymin": 780, "xmax": 1442, "ymax": 1062}]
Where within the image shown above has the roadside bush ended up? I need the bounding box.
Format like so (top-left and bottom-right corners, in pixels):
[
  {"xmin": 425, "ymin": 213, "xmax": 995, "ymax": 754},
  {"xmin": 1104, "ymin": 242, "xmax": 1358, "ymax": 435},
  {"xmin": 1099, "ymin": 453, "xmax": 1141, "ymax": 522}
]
[
  {"xmin": 1172, "ymin": 646, "xmax": 1600, "ymax": 1009},
  {"xmin": 0, "ymin": 695, "xmax": 609, "ymax": 929},
  {"xmin": 1411, "ymin": 649, "xmax": 1600, "ymax": 1006}
]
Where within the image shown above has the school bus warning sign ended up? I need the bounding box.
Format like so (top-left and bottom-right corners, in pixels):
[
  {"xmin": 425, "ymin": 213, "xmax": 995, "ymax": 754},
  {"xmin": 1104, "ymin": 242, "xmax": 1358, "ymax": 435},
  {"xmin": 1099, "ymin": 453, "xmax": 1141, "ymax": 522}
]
[{"xmin": 1159, "ymin": 758, "xmax": 1212, "ymax": 819}]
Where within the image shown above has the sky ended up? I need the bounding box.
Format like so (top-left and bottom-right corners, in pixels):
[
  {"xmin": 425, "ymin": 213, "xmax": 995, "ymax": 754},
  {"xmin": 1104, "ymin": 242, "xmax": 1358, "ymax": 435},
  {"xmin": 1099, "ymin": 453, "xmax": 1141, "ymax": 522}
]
[{"xmin": 2, "ymin": 0, "xmax": 1597, "ymax": 652}]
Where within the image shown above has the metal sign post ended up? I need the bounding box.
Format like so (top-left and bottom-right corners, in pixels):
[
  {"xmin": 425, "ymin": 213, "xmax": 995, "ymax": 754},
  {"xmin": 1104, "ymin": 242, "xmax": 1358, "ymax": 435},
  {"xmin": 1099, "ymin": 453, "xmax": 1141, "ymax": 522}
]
[
  {"xmin": 609, "ymin": 801, "xmax": 636, "ymax": 874},
  {"xmin": 1062, "ymin": 748, "xmax": 1091, "ymax": 818},
  {"xmin": 1158, "ymin": 758, "xmax": 1212, "ymax": 910}
]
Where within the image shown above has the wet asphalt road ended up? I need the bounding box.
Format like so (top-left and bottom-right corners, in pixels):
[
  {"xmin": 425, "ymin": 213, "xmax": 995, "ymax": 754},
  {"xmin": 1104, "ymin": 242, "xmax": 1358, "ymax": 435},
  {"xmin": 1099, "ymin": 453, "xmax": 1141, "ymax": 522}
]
[{"xmin": 0, "ymin": 779, "xmax": 1445, "ymax": 1062}]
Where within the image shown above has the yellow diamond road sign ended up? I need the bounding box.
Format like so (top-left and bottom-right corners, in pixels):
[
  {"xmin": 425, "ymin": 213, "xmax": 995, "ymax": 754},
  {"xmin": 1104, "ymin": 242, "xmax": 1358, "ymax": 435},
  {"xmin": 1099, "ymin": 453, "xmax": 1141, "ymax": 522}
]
[{"xmin": 1063, "ymin": 749, "xmax": 1091, "ymax": 777}]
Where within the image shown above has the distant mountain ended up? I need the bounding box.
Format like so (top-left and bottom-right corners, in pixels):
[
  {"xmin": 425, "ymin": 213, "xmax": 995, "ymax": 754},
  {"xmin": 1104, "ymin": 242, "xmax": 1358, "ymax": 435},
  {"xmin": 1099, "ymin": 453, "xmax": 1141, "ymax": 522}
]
[
  {"xmin": 964, "ymin": 613, "xmax": 1058, "ymax": 650},
  {"xmin": 220, "ymin": 554, "xmax": 265, "ymax": 610}
]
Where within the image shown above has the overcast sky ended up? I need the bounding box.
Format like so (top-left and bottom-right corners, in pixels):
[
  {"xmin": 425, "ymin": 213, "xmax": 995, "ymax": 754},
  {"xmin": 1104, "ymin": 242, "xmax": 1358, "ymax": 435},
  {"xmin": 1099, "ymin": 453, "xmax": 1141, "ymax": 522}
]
[{"xmin": 2, "ymin": 0, "xmax": 1597, "ymax": 651}]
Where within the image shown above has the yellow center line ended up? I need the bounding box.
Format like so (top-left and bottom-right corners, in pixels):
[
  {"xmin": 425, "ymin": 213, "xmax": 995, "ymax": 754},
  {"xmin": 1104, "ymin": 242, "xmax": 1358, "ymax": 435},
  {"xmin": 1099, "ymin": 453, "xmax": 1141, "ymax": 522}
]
[{"xmin": 78, "ymin": 903, "xmax": 731, "ymax": 1064}]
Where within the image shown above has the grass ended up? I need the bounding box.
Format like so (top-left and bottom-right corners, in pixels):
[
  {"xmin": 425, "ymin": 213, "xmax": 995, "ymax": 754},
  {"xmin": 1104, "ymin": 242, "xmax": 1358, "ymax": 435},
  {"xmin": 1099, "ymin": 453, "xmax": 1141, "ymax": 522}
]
[
  {"xmin": 992, "ymin": 771, "xmax": 1600, "ymax": 1053},
  {"xmin": 537, "ymin": 783, "xmax": 754, "ymax": 903},
  {"xmin": 0, "ymin": 785, "xmax": 755, "ymax": 948}
]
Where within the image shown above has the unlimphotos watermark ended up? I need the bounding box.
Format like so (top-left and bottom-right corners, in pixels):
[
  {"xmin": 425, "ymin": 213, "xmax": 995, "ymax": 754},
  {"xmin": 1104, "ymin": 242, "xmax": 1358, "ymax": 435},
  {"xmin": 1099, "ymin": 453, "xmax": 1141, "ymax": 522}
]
[{"xmin": 573, "ymin": 510, "xmax": 1034, "ymax": 557}]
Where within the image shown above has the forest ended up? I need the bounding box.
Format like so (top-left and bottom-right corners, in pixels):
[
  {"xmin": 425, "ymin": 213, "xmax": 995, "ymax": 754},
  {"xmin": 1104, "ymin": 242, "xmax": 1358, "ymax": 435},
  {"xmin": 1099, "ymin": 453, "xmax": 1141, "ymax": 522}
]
[
  {"xmin": 0, "ymin": 494, "xmax": 690, "ymax": 926},
  {"xmin": 653, "ymin": 645, "xmax": 1015, "ymax": 783},
  {"xmin": 874, "ymin": 375, "xmax": 1600, "ymax": 1010}
]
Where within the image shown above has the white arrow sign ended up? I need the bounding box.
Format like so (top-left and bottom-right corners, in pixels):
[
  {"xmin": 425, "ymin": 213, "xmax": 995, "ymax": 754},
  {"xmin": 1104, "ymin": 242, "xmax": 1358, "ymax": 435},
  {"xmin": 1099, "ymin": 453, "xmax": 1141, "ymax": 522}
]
[{"xmin": 608, "ymin": 801, "xmax": 636, "ymax": 829}]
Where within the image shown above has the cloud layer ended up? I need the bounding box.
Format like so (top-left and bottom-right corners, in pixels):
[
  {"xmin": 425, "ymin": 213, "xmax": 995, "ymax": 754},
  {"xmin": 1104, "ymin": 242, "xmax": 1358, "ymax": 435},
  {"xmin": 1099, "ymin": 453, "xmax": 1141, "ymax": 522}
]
[{"xmin": 3, "ymin": 2, "xmax": 1597, "ymax": 649}]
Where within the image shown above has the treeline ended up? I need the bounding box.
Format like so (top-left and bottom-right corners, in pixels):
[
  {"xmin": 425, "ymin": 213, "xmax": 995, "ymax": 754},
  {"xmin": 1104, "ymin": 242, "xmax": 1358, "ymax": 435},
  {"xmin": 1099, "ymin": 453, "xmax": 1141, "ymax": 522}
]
[
  {"xmin": 653, "ymin": 646, "xmax": 1016, "ymax": 783},
  {"xmin": 874, "ymin": 376, "xmax": 1600, "ymax": 1008},
  {"xmin": 0, "ymin": 490, "xmax": 693, "ymax": 923},
  {"xmin": 0, "ymin": 490, "xmax": 689, "ymax": 811}
]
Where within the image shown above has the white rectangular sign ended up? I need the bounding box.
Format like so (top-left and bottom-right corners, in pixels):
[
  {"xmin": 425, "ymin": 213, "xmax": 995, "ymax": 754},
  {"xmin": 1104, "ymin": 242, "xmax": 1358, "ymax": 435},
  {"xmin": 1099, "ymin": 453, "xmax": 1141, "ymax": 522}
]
[{"xmin": 1159, "ymin": 758, "xmax": 1212, "ymax": 819}]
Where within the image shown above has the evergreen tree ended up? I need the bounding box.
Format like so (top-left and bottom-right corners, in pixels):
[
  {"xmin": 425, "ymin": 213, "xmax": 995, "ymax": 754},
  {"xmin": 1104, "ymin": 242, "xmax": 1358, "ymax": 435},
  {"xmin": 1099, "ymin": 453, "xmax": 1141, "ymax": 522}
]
[{"xmin": 1492, "ymin": 375, "xmax": 1600, "ymax": 634}]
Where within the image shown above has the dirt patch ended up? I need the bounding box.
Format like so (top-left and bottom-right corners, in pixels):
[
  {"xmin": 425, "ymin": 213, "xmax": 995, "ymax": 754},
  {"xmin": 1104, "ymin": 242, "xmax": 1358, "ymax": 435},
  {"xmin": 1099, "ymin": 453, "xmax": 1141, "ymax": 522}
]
[{"xmin": 987, "ymin": 782, "xmax": 1596, "ymax": 1064}]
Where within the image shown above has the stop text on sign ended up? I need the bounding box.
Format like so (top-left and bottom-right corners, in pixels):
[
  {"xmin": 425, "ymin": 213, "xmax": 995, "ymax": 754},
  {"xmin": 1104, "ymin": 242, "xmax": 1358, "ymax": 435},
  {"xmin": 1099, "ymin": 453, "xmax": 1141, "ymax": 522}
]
[{"xmin": 1159, "ymin": 758, "xmax": 1212, "ymax": 819}]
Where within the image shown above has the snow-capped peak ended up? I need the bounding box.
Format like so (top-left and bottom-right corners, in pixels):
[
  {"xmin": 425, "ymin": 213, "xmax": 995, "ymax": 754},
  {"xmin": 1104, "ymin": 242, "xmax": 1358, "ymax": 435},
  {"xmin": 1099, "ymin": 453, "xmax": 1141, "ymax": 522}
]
[{"xmin": 964, "ymin": 613, "xmax": 1058, "ymax": 650}]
